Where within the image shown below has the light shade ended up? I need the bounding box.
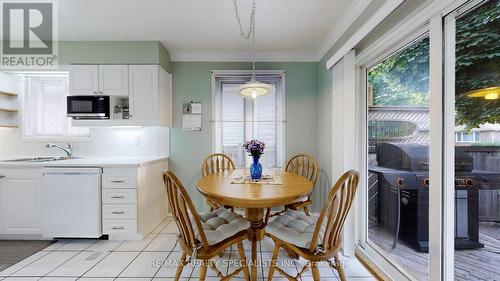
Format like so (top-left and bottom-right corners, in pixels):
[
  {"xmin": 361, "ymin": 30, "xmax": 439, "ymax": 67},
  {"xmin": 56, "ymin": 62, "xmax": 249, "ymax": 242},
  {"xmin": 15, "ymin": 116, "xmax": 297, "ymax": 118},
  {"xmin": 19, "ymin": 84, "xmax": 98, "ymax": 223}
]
[
  {"xmin": 238, "ymin": 81, "xmax": 275, "ymax": 98},
  {"xmin": 466, "ymin": 86, "xmax": 500, "ymax": 100}
]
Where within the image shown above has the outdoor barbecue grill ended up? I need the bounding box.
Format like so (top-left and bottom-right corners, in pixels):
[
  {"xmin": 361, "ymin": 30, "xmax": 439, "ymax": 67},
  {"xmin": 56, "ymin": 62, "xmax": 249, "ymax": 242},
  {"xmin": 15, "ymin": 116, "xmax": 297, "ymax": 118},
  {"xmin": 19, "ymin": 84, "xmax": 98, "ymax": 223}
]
[{"xmin": 369, "ymin": 142, "xmax": 484, "ymax": 252}]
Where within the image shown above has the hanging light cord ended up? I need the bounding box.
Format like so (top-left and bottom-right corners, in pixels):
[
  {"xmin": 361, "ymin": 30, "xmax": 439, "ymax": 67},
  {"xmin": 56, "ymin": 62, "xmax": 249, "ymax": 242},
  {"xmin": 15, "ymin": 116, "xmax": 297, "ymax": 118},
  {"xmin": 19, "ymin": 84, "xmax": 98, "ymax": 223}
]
[
  {"xmin": 233, "ymin": 0, "xmax": 256, "ymax": 40},
  {"xmin": 233, "ymin": 0, "xmax": 257, "ymax": 80}
]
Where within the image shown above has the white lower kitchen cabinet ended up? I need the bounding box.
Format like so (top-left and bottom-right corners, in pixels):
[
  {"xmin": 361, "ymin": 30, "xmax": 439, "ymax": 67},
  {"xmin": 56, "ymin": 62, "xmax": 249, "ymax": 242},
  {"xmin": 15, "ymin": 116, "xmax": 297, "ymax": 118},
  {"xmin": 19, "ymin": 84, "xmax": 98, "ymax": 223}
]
[
  {"xmin": 0, "ymin": 158, "xmax": 168, "ymax": 240},
  {"xmin": 0, "ymin": 168, "xmax": 43, "ymax": 236},
  {"xmin": 102, "ymin": 161, "xmax": 168, "ymax": 240}
]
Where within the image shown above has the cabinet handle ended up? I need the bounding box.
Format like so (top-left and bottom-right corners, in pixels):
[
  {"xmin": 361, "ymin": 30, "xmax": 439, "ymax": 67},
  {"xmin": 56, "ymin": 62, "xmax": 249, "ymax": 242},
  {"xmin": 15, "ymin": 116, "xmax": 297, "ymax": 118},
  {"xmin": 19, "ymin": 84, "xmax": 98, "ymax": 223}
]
[
  {"xmin": 0, "ymin": 175, "xmax": 4, "ymax": 178},
  {"xmin": 99, "ymin": 91, "xmax": 103, "ymax": 94},
  {"xmin": 93, "ymin": 91, "xmax": 97, "ymax": 94},
  {"xmin": 110, "ymin": 195, "xmax": 125, "ymax": 199},
  {"xmin": 111, "ymin": 226, "xmax": 125, "ymax": 230},
  {"xmin": 111, "ymin": 180, "xmax": 125, "ymax": 183},
  {"xmin": 111, "ymin": 211, "xmax": 125, "ymax": 214}
]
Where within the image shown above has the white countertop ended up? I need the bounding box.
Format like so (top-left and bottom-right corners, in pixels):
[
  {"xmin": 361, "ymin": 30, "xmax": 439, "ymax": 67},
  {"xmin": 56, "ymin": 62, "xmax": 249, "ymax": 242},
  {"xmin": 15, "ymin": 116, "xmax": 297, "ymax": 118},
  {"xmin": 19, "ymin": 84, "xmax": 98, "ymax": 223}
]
[{"xmin": 0, "ymin": 156, "xmax": 168, "ymax": 168}]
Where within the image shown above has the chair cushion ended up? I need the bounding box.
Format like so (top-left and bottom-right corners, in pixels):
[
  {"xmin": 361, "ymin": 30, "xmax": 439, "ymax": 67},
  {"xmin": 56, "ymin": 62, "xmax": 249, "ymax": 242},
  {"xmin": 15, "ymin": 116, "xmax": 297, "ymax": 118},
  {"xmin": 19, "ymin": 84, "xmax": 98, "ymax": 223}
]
[
  {"xmin": 295, "ymin": 196, "xmax": 309, "ymax": 203},
  {"xmin": 265, "ymin": 209, "xmax": 325, "ymax": 249},
  {"xmin": 196, "ymin": 207, "xmax": 250, "ymax": 246},
  {"xmin": 286, "ymin": 196, "xmax": 309, "ymax": 207}
]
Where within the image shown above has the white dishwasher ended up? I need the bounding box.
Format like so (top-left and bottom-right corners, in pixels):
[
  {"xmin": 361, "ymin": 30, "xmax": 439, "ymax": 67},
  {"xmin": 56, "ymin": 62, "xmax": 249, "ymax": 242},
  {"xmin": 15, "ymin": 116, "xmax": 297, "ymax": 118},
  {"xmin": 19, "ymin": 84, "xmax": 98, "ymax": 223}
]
[{"xmin": 42, "ymin": 167, "xmax": 102, "ymax": 238}]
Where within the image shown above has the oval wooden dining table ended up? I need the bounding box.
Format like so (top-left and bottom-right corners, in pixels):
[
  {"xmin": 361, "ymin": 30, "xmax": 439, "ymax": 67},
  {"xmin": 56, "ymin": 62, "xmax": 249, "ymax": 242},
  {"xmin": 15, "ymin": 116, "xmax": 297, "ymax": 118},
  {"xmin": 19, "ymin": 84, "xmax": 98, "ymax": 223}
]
[{"xmin": 197, "ymin": 169, "xmax": 313, "ymax": 281}]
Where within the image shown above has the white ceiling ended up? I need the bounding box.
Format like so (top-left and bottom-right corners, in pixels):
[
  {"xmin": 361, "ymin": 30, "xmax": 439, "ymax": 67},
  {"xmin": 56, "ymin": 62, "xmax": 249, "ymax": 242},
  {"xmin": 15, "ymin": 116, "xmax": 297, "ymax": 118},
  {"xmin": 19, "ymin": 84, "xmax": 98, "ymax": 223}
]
[{"xmin": 58, "ymin": 0, "xmax": 367, "ymax": 61}]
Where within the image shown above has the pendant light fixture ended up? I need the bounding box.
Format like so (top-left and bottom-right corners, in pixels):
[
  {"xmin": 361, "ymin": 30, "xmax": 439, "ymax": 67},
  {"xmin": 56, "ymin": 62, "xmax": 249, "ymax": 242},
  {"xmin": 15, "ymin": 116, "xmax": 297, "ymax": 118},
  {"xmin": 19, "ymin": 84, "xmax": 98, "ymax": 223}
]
[
  {"xmin": 466, "ymin": 86, "xmax": 500, "ymax": 100},
  {"xmin": 233, "ymin": 0, "xmax": 275, "ymax": 98}
]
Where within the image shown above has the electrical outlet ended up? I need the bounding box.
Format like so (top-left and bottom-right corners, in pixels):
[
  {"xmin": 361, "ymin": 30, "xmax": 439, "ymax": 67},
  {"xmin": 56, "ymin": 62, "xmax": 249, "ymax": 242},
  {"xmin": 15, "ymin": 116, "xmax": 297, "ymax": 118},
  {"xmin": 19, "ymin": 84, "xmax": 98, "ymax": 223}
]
[{"xmin": 134, "ymin": 136, "xmax": 141, "ymax": 145}]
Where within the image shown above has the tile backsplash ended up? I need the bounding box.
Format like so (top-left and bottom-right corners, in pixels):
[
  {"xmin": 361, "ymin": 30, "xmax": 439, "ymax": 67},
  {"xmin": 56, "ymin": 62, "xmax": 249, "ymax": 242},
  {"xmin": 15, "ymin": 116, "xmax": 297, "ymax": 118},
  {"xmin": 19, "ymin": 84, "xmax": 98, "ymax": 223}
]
[{"xmin": 0, "ymin": 127, "xmax": 169, "ymax": 158}]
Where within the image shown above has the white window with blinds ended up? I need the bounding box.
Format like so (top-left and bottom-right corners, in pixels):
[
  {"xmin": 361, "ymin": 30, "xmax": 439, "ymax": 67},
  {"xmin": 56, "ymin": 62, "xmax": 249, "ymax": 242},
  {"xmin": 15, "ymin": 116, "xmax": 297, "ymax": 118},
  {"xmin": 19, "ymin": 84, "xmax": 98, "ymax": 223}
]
[
  {"xmin": 22, "ymin": 74, "xmax": 90, "ymax": 139},
  {"xmin": 212, "ymin": 71, "xmax": 285, "ymax": 168}
]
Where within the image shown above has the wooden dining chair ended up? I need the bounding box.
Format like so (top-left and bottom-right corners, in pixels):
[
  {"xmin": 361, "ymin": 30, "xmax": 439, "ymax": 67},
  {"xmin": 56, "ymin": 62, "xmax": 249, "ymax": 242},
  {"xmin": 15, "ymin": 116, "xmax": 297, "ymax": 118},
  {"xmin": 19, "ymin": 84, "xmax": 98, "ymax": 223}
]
[
  {"xmin": 266, "ymin": 154, "xmax": 318, "ymax": 222},
  {"xmin": 163, "ymin": 171, "xmax": 251, "ymax": 281},
  {"xmin": 201, "ymin": 153, "xmax": 236, "ymax": 211},
  {"xmin": 265, "ymin": 170, "xmax": 359, "ymax": 281}
]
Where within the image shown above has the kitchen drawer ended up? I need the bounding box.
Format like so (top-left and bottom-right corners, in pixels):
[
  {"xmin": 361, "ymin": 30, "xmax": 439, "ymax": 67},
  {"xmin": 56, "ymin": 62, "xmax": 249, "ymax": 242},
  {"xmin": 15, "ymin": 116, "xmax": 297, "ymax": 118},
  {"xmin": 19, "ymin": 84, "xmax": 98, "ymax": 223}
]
[
  {"xmin": 103, "ymin": 219, "xmax": 137, "ymax": 234},
  {"xmin": 103, "ymin": 204, "xmax": 137, "ymax": 219},
  {"xmin": 102, "ymin": 189, "xmax": 136, "ymax": 204},
  {"xmin": 102, "ymin": 173, "xmax": 137, "ymax": 189}
]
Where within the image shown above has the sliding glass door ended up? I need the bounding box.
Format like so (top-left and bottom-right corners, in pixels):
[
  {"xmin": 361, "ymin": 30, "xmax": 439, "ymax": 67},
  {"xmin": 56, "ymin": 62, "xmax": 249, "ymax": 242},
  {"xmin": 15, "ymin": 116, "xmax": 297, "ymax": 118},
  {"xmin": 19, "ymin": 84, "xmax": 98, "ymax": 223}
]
[
  {"xmin": 448, "ymin": 1, "xmax": 500, "ymax": 280},
  {"xmin": 366, "ymin": 35, "xmax": 430, "ymax": 280},
  {"xmin": 358, "ymin": 1, "xmax": 499, "ymax": 280}
]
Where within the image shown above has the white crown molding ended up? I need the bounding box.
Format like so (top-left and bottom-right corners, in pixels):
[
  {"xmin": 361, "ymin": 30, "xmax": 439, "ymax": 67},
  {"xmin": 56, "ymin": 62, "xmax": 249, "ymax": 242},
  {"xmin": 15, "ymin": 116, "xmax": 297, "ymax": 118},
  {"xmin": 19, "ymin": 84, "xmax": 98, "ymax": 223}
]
[
  {"xmin": 211, "ymin": 70, "xmax": 285, "ymax": 75},
  {"xmin": 171, "ymin": 1, "xmax": 372, "ymax": 63},
  {"xmin": 170, "ymin": 0, "xmax": 396, "ymax": 64},
  {"xmin": 315, "ymin": 0, "xmax": 372, "ymax": 61},
  {"xmin": 170, "ymin": 51, "xmax": 318, "ymax": 62}
]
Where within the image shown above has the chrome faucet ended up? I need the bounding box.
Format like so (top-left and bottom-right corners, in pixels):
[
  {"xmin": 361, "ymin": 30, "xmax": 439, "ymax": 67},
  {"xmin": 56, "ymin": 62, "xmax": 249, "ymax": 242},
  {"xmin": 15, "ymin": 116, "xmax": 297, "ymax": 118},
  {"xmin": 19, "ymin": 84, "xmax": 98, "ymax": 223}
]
[{"xmin": 46, "ymin": 143, "xmax": 73, "ymax": 159}]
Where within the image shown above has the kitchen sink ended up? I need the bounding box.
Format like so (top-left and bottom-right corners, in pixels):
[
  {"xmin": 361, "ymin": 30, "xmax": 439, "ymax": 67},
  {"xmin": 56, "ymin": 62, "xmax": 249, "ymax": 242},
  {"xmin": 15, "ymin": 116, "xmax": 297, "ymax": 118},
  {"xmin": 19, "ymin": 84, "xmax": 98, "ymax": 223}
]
[{"xmin": 1, "ymin": 157, "xmax": 74, "ymax": 163}]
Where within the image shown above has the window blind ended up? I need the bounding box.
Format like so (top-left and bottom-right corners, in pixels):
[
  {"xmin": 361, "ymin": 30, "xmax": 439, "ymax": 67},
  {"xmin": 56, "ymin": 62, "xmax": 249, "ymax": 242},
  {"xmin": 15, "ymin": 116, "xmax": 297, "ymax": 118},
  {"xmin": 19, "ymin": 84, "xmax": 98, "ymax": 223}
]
[
  {"xmin": 23, "ymin": 76, "xmax": 89, "ymax": 138},
  {"xmin": 214, "ymin": 73, "xmax": 284, "ymax": 168}
]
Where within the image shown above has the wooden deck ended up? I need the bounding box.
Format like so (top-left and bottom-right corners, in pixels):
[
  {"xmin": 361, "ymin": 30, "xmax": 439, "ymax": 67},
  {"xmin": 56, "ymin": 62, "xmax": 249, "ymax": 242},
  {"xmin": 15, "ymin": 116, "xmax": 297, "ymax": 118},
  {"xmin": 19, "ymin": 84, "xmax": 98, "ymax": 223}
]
[{"xmin": 368, "ymin": 222, "xmax": 500, "ymax": 281}]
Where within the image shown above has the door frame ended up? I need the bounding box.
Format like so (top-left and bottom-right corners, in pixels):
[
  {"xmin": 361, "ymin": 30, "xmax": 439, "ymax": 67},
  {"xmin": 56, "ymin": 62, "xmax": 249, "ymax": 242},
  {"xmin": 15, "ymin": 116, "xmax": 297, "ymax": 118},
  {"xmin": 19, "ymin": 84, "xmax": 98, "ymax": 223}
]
[
  {"xmin": 353, "ymin": 0, "xmax": 475, "ymax": 280},
  {"xmin": 442, "ymin": 1, "xmax": 487, "ymax": 279},
  {"xmin": 356, "ymin": 26, "xmax": 432, "ymax": 281}
]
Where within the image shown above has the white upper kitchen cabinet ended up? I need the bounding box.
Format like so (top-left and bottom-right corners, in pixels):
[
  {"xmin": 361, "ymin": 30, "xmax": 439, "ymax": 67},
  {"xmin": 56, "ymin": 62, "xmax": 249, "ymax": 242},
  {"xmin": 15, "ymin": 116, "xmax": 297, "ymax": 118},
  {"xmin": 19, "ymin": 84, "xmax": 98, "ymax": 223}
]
[
  {"xmin": 69, "ymin": 65, "xmax": 99, "ymax": 95},
  {"xmin": 0, "ymin": 169, "xmax": 42, "ymax": 235},
  {"xmin": 129, "ymin": 65, "xmax": 159, "ymax": 121},
  {"xmin": 98, "ymin": 65, "xmax": 129, "ymax": 96},
  {"xmin": 71, "ymin": 64, "xmax": 171, "ymax": 127},
  {"xmin": 128, "ymin": 65, "xmax": 172, "ymax": 126},
  {"xmin": 69, "ymin": 65, "xmax": 129, "ymax": 96}
]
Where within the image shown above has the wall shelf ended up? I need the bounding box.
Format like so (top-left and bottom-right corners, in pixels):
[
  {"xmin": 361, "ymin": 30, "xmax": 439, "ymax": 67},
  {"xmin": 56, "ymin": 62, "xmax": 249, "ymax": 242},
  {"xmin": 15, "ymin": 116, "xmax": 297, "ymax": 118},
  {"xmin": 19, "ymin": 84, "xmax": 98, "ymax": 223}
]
[
  {"xmin": 0, "ymin": 108, "xmax": 18, "ymax": 113},
  {"xmin": 0, "ymin": 91, "xmax": 17, "ymax": 97},
  {"xmin": 0, "ymin": 84, "xmax": 19, "ymax": 128}
]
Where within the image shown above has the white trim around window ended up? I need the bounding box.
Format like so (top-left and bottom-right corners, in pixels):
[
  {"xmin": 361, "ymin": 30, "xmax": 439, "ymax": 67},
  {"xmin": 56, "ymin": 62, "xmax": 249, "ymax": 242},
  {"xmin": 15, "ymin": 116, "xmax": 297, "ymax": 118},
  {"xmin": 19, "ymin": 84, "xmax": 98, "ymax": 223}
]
[
  {"xmin": 443, "ymin": 11, "xmax": 457, "ymax": 281},
  {"xmin": 428, "ymin": 14, "xmax": 444, "ymax": 281},
  {"xmin": 455, "ymin": 131, "xmax": 480, "ymax": 142},
  {"xmin": 211, "ymin": 70, "xmax": 286, "ymax": 168},
  {"xmin": 357, "ymin": 32, "xmax": 432, "ymax": 281}
]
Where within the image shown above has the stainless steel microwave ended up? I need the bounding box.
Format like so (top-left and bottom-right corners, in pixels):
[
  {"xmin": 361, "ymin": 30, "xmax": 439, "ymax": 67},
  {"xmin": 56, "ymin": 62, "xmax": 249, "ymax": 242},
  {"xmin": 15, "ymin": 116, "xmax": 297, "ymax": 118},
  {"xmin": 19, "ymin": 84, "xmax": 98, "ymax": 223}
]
[{"xmin": 67, "ymin": 96, "xmax": 110, "ymax": 119}]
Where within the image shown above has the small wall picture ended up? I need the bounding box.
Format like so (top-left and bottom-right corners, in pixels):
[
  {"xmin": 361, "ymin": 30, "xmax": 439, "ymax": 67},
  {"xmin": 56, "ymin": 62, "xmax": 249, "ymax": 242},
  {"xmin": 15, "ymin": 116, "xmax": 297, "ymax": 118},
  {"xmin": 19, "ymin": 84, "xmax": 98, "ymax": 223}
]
[
  {"xmin": 182, "ymin": 101, "xmax": 202, "ymax": 131},
  {"xmin": 183, "ymin": 102, "xmax": 192, "ymax": 114}
]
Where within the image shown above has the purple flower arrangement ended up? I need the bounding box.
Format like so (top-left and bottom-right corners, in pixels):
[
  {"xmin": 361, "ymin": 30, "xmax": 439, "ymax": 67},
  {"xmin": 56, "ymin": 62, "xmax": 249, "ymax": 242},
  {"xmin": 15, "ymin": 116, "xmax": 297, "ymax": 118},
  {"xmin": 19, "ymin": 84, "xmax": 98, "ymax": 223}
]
[
  {"xmin": 243, "ymin": 140, "xmax": 265, "ymax": 180},
  {"xmin": 243, "ymin": 140, "xmax": 265, "ymax": 158}
]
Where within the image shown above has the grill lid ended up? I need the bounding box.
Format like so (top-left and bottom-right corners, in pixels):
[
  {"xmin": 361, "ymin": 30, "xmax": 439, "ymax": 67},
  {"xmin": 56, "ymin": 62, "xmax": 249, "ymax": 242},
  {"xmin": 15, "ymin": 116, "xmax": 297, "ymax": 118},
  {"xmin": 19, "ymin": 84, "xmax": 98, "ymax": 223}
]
[
  {"xmin": 377, "ymin": 143, "xmax": 428, "ymax": 171},
  {"xmin": 376, "ymin": 142, "xmax": 473, "ymax": 171}
]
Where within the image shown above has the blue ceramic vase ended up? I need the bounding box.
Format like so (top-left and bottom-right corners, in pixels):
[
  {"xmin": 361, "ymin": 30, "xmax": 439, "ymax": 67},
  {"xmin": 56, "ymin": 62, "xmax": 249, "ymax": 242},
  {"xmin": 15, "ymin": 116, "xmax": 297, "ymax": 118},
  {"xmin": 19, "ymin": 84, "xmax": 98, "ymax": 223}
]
[{"xmin": 250, "ymin": 156, "xmax": 262, "ymax": 181}]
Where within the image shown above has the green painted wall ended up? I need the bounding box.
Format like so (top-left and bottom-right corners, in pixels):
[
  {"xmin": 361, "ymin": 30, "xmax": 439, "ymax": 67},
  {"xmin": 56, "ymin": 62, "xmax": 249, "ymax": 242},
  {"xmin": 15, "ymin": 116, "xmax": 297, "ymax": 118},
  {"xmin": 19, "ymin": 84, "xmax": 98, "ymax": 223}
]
[
  {"xmin": 59, "ymin": 41, "xmax": 172, "ymax": 72},
  {"xmin": 169, "ymin": 62, "xmax": 319, "ymax": 209}
]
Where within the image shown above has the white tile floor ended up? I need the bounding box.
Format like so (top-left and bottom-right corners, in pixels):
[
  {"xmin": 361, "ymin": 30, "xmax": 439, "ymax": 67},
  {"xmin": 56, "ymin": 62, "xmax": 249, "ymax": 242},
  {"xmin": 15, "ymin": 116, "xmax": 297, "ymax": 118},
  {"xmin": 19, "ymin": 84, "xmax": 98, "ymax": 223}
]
[{"xmin": 0, "ymin": 217, "xmax": 375, "ymax": 281}]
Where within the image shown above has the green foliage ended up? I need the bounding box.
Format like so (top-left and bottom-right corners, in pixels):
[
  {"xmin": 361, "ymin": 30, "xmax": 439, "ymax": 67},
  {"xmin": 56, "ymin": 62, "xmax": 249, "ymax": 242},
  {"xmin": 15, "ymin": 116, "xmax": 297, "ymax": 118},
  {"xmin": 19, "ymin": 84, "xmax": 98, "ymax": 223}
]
[
  {"xmin": 455, "ymin": 0, "xmax": 500, "ymax": 128},
  {"xmin": 368, "ymin": 37, "xmax": 429, "ymax": 107},
  {"xmin": 368, "ymin": 0, "xmax": 499, "ymax": 128}
]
